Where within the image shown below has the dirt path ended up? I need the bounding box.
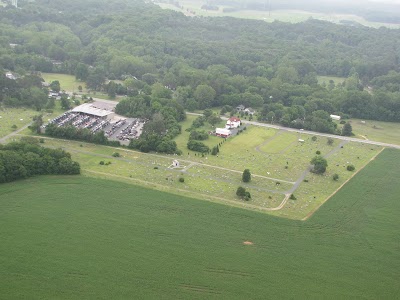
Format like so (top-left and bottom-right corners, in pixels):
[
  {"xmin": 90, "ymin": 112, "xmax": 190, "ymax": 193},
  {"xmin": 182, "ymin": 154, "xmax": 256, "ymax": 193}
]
[{"xmin": 0, "ymin": 122, "xmax": 32, "ymax": 144}]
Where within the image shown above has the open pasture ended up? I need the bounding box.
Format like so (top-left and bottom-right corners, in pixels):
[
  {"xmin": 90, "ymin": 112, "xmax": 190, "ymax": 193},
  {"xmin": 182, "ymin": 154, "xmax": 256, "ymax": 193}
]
[
  {"xmin": 0, "ymin": 108, "xmax": 37, "ymax": 138},
  {"xmin": 349, "ymin": 118, "xmax": 400, "ymax": 146},
  {"xmin": 41, "ymin": 73, "xmax": 85, "ymax": 93},
  {"xmin": 0, "ymin": 106, "xmax": 69, "ymax": 139},
  {"xmin": 0, "ymin": 148, "xmax": 399, "ymax": 298}
]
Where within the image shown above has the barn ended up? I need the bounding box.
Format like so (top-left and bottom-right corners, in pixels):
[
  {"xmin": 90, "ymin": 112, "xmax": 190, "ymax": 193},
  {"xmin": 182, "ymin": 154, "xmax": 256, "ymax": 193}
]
[{"xmin": 216, "ymin": 128, "xmax": 231, "ymax": 138}]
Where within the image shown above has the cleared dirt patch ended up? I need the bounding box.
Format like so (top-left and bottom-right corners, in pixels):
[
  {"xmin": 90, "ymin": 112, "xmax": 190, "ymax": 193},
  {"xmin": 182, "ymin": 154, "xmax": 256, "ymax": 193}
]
[{"xmin": 243, "ymin": 241, "xmax": 254, "ymax": 245}]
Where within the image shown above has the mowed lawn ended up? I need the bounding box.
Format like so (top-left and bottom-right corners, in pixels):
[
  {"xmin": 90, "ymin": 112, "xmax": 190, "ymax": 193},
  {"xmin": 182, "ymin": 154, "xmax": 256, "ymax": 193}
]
[
  {"xmin": 41, "ymin": 73, "xmax": 85, "ymax": 92},
  {"xmin": 0, "ymin": 149, "xmax": 399, "ymax": 299}
]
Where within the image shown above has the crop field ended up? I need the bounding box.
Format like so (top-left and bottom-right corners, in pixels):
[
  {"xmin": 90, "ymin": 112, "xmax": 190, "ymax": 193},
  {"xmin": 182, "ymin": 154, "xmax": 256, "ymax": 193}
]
[
  {"xmin": 349, "ymin": 118, "xmax": 400, "ymax": 146},
  {"xmin": 30, "ymin": 118, "xmax": 381, "ymax": 219},
  {"xmin": 0, "ymin": 148, "xmax": 399, "ymax": 298}
]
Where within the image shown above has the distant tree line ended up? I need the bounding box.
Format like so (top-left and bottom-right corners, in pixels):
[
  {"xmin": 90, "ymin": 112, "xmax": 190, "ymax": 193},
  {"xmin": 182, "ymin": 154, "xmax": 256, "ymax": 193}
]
[
  {"xmin": 0, "ymin": 139, "xmax": 80, "ymax": 183},
  {"xmin": 1, "ymin": 0, "xmax": 399, "ymax": 138}
]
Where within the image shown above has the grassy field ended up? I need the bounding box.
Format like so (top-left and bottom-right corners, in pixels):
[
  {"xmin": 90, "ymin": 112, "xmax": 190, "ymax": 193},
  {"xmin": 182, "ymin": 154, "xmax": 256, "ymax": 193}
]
[
  {"xmin": 30, "ymin": 118, "xmax": 381, "ymax": 219},
  {"xmin": 349, "ymin": 118, "xmax": 400, "ymax": 146},
  {"xmin": 41, "ymin": 73, "xmax": 84, "ymax": 93},
  {"xmin": 0, "ymin": 148, "xmax": 399, "ymax": 298},
  {"xmin": 0, "ymin": 106, "xmax": 65, "ymax": 139},
  {"xmin": 156, "ymin": 0, "xmax": 400, "ymax": 28}
]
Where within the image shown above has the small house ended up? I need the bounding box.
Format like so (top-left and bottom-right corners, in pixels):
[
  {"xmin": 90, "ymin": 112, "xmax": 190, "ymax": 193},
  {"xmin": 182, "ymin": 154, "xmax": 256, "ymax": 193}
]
[
  {"xmin": 236, "ymin": 105, "xmax": 245, "ymax": 112},
  {"xmin": 226, "ymin": 117, "xmax": 241, "ymax": 129}
]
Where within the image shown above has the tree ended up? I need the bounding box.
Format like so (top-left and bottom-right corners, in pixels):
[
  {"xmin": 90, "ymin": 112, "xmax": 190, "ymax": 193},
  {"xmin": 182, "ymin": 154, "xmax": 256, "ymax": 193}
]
[
  {"xmin": 60, "ymin": 95, "xmax": 71, "ymax": 110},
  {"xmin": 342, "ymin": 122, "xmax": 353, "ymax": 136},
  {"xmin": 75, "ymin": 63, "xmax": 89, "ymax": 81},
  {"xmin": 207, "ymin": 114, "xmax": 222, "ymax": 127},
  {"xmin": 242, "ymin": 169, "xmax": 251, "ymax": 182},
  {"xmin": 194, "ymin": 85, "xmax": 216, "ymax": 109},
  {"xmin": 50, "ymin": 80, "xmax": 61, "ymax": 93},
  {"xmin": 29, "ymin": 115, "xmax": 43, "ymax": 134},
  {"xmin": 311, "ymin": 156, "xmax": 328, "ymax": 174},
  {"xmin": 333, "ymin": 173, "xmax": 339, "ymax": 181},
  {"xmin": 327, "ymin": 137, "xmax": 334, "ymax": 146}
]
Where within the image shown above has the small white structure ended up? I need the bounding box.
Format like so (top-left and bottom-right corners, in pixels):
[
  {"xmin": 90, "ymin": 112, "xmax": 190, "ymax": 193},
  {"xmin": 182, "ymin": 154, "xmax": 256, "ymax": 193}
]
[
  {"xmin": 298, "ymin": 139, "xmax": 305, "ymax": 143},
  {"xmin": 216, "ymin": 128, "xmax": 231, "ymax": 138},
  {"xmin": 172, "ymin": 160, "xmax": 180, "ymax": 168},
  {"xmin": 5, "ymin": 72, "xmax": 16, "ymax": 80},
  {"xmin": 226, "ymin": 117, "xmax": 241, "ymax": 129},
  {"xmin": 330, "ymin": 114, "xmax": 341, "ymax": 121}
]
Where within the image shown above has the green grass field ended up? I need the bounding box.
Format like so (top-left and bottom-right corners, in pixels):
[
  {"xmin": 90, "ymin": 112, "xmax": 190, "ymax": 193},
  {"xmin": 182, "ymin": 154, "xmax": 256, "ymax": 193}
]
[
  {"xmin": 349, "ymin": 118, "xmax": 400, "ymax": 146},
  {"xmin": 31, "ymin": 119, "xmax": 381, "ymax": 219},
  {"xmin": 41, "ymin": 73, "xmax": 85, "ymax": 93},
  {"xmin": 0, "ymin": 148, "xmax": 399, "ymax": 298},
  {"xmin": 0, "ymin": 106, "xmax": 67, "ymax": 139}
]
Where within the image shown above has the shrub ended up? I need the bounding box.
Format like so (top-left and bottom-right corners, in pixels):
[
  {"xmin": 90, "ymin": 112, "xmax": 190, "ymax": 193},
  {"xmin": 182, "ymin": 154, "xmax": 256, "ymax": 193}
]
[
  {"xmin": 179, "ymin": 177, "xmax": 185, "ymax": 183},
  {"xmin": 39, "ymin": 138, "xmax": 45, "ymax": 144},
  {"xmin": 347, "ymin": 164, "xmax": 355, "ymax": 171},
  {"xmin": 99, "ymin": 161, "xmax": 105, "ymax": 165},
  {"xmin": 11, "ymin": 124, "xmax": 17, "ymax": 130},
  {"xmin": 289, "ymin": 194, "xmax": 297, "ymax": 200},
  {"xmin": 327, "ymin": 137, "xmax": 334, "ymax": 145},
  {"xmin": 333, "ymin": 173, "xmax": 339, "ymax": 181},
  {"xmin": 154, "ymin": 166, "xmax": 158, "ymax": 169},
  {"xmin": 112, "ymin": 152, "xmax": 120, "ymax": 157},
  {"xmin": 316, "ymin": 150, "xmax": 321, "ymax": 155},
  {"xmin": 311, "ymin": 136, "xmax": 317, "ymax": 141},
  {"xmin": 236, "ymin": 186, "xmax": 246, "ymax": 197}
]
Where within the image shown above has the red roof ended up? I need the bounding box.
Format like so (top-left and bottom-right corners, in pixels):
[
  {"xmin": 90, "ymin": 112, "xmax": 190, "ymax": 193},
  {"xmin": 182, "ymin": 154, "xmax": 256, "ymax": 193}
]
[{"xmin": 229, "ymin": 117, "xmax": 241, "ymax": 122}]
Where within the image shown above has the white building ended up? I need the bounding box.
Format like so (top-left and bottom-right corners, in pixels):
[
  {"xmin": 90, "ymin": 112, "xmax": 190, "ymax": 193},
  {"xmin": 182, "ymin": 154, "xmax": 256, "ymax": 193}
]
[
  {"xmin": 216, "ymin": 128, "xmax": 231, "ymax": 138},
  {"xmin": 330, "ymin": 114, "xmax": 341, "ymax": 121},
  {"xmin": 226, "ymin": 117, "xmax": 241, "ymax": 129}
]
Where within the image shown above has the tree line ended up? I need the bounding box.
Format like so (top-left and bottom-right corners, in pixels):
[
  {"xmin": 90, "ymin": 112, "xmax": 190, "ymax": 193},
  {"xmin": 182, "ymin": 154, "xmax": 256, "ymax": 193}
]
[{"xmin": 0, "ymin": 139, "xmax": 80, "ymax": 183}]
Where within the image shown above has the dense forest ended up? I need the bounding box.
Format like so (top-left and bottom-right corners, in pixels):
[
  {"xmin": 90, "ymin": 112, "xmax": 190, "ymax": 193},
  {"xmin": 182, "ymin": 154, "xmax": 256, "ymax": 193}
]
[
  {"xmin": 0, "ymin": 139, "xmax": 80, "ymax": 183},
  {"xmin": 1, "ymin": 0, "xmax": 400, "ymax": 135}
]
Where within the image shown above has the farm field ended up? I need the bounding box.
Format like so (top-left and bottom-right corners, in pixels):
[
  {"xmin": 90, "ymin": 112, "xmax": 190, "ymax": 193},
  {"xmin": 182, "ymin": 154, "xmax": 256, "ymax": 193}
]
[
  {"xmin": 349, "ymin": 118, "xmax": 400, "ymax": 146},
  {"xmin": 0, "ymin": 148, "xmax": 399, "ymax": 298},
  {"xmin": 31, "ymin": 119, "xmax": 382, "ymax": 219},
  {"xmin": 156, "ymin": 0, "xmax": 400, "ymax": 28}
]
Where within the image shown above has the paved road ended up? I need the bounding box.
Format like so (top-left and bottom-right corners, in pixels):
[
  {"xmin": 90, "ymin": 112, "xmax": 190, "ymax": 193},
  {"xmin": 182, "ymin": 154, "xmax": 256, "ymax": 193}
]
[{"xmin": 187, "ymin": 112, "xmax": 400, "ymax": 150}]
